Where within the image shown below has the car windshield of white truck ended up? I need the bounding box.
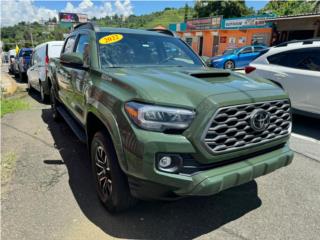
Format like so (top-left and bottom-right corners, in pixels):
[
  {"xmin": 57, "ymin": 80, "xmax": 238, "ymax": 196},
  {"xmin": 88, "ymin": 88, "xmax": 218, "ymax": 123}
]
[{"xmin": 97, "ymin": 32, "xmax": 203, "ymax": 68}]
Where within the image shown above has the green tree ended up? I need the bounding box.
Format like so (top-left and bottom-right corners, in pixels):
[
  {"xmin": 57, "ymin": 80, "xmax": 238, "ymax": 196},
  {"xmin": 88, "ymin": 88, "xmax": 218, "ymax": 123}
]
[
  {"xmin": 194, "ymin": 0, "xmax": 255, "ymax": 18},
  {"xmin": 259, "ymin": 0, "xmax": 318, "ymax": 15},
  {"xmin": 184, "ymin": 3, "xmax": 189, "ymax": 21}
]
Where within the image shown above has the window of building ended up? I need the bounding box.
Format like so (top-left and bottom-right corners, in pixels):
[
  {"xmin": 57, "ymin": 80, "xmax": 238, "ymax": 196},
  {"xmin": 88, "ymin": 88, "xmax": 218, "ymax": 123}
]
[{"xmin": 185, "ymin": 37, "xmax": 193, "ymax": 46}]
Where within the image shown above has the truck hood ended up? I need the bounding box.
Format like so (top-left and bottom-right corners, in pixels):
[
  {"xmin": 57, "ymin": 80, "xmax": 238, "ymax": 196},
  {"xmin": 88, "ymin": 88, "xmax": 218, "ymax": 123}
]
[{"xmin": 104, "ymin": 66, "xmax": 284, "ymax": 108}]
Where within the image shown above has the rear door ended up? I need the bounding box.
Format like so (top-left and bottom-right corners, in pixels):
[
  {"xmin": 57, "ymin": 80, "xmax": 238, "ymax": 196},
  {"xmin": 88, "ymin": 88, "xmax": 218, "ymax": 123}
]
[
  {"xmin": 237, "ymin": 47, "xmax": 256, "ymax": 67},
  {"xmin": 267, "ymin": 47, "xmax": 320, "ymax": 114}
]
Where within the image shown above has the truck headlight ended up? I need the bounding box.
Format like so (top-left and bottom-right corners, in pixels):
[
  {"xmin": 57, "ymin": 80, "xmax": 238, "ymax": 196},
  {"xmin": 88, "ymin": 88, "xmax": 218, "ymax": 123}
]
[{"xmin": 125, "ymin": 101, "xmax": 195, "ymax": 132}]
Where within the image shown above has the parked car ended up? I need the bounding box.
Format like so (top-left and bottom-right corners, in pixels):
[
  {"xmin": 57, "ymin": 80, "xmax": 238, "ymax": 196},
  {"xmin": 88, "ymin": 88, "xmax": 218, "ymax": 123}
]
[
  {"xmin": 246, "ymin": 39, "xmax": 320, "ymax": 118},
  {"xmin": 27, "ymin": 41, "xmax": 64, "ymax": 102},
  {"xmin": 2, "ymin": 52, "xmax": 9, "ymax": 63},
  {"xmin": 48, "ymin": 23, "xmax": 293, "ymax": 212},
  {"xmin": 14, "ymin": 48, "xmax": 33, "ymax": 81},
  {"xmin": 210, "ymin": 45, "xmax": 268, "ymax": 69},
  {"xmin": 8, "ymin": 49, "xmax": 16, "ymax": 74}
]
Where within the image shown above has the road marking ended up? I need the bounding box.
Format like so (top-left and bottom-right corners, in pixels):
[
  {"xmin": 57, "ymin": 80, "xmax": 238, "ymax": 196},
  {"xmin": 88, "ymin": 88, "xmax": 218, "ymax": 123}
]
[{"xmin": 291, "ymin": 133, "xmax": 319, "ymax": 144}]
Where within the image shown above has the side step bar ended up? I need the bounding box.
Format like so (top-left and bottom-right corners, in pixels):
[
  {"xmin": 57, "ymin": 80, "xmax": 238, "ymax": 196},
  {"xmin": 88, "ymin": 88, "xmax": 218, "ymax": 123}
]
[{"xmin": 56, "ymin": 106, "xmax": 87, "ymax": 143}]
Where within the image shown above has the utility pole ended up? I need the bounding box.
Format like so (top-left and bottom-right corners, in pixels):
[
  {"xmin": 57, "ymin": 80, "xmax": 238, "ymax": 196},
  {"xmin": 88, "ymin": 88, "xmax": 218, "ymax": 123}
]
[{"xmin": 30, "ymin": 32, "xmax": 34, "ymax": 48}]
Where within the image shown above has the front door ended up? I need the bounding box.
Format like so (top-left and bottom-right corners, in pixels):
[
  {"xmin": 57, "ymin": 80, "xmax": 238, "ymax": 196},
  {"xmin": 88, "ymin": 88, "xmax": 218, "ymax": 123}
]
[
  {"xmin": 57, "ymin": 35, "xmax": 77, "ymax": 109},
  {"xmin": 69, "ymin": 33, "xmax": 90, "ymax": 124}
]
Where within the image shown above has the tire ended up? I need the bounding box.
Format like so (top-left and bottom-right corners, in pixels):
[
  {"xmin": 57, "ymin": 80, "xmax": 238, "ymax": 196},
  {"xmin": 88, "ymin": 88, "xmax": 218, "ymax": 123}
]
[
  {"xmin": 19, "ymin": 72, "xmax": 24, "ymax": 82},
  {"xmin": 40, "ymin": 82, "xmax": 49, "ymax": 103},
  {"xmin": 50, "ymin": 86, "xmax": 61, "ymax": 121},
  {"xmin": 91, "ymin": 131, "xmax": 137, "ymax": 213},
  {"xmin": 224, "ymin": 60, "xmax": 235, "ymax": 70}
]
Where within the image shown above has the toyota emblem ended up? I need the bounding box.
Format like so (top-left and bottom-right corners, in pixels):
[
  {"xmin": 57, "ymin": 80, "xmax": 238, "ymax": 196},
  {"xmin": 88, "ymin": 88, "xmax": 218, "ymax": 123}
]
[{"xmin": 250, "ymin": 109, "xmax": 270, "ymax": 132}]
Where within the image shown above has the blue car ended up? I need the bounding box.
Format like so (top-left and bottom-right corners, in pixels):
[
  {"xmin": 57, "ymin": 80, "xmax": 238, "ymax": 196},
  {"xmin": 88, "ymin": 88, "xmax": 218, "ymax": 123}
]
[{"xmin": 210, "ymin": 45, "xmax": 268, "ymax": 69}]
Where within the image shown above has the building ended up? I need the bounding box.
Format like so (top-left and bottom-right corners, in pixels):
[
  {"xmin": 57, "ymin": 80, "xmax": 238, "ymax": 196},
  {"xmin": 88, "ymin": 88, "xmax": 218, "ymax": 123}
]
[
  {"xmin": 266, "ymin": 13, "xmax": 320, "ymax": 45},
  {"xmin": 169, "ymin": 15, "xmax": 274, "ymax": 57}
]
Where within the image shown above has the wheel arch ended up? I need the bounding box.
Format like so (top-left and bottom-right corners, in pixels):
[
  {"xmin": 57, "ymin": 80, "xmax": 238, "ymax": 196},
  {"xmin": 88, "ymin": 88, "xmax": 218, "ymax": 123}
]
[{"xmin": 86, "ymin": 108, "xmax": 128, "ymax": 172}]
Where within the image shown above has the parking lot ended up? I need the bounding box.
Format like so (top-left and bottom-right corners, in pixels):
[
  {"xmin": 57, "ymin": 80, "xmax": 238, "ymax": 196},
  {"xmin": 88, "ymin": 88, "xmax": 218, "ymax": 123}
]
[{"xmin": 1, "ymin": 64, "xmax": 320, "ymax": 240}]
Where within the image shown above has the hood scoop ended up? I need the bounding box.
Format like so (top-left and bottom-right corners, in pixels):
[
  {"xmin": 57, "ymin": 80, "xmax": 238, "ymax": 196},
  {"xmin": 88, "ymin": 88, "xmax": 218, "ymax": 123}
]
[{"xmin": 189, "ymin": 71, "xmax": 230, "ymax": 79}]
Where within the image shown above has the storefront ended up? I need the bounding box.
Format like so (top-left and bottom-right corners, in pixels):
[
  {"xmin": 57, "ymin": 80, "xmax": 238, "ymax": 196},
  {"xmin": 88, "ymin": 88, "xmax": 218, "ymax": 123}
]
[
  {"xmin": 169, "ymin": 15, "xmax": 273, "ymax": 57},
  {"xmin": 266, "ymin": 13, "xmax": 320, "ymax": 45},
  {"xmin": 169, "ymin": 17, "xmax": 222, "ymax": 57}
]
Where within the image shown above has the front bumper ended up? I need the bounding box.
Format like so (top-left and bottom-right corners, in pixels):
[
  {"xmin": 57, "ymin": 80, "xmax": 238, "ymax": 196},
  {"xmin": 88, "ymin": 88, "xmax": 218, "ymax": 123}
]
[
  {"xmin": 175, "ymin": 145, "xmax": 293, "ymax": 196},
  {"xmin": 126, "ymin": 139, "xmax": 293, "ymax": 199}
]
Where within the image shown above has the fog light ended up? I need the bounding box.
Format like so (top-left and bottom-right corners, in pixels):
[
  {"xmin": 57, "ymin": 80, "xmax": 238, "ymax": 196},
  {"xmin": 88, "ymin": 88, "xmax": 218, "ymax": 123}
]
[
  {"xmin": 156, "ymin": 154, "xmax": 182, "ymax": 173},
  {"xmin": 159, "ymin": 156, "xmax": 172, "ymax": 168}
]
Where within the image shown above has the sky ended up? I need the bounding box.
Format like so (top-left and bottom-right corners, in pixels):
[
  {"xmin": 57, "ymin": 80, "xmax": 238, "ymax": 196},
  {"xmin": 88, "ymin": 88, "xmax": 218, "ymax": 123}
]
[{"xmin": 1, "ymin": 0, "xmax": 269, "ymax": 26}]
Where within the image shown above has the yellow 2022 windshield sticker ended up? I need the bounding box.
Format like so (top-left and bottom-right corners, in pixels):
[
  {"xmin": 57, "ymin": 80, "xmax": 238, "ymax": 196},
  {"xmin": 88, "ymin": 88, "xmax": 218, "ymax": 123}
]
[{"xmin": 99, "ymin": 34, "xmax": 123, "ymax": 44}]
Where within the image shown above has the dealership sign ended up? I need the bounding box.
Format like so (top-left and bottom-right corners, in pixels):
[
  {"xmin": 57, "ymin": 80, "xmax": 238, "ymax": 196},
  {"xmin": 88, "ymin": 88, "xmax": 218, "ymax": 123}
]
[
  {"xmin": 222, "ymin": 16, "xmax": 272, "ymax": 29},
  {"xmin": 186, "ymin": 17, "xmax": 221, "ymax": 30},
  {"xmin": 59, "ymin": 12, "xmax": 88, "ymax": 23}
]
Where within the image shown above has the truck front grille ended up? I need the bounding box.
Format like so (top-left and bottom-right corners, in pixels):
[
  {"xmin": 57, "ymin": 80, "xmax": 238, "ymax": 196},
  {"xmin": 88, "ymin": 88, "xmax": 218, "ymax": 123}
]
[{"xmin": 203, "ymin": 99, "xmax": 291, "ymax": 154}]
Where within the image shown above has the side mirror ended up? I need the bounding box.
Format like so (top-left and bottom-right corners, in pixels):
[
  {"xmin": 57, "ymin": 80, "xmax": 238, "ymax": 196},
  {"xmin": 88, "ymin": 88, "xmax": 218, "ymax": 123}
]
[{"xmin": 60, "ymin": 52, "xmax": 86, "ymax": 68}]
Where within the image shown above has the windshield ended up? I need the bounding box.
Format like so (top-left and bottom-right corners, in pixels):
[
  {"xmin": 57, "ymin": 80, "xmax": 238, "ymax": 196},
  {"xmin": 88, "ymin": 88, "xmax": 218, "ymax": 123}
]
[{"xmin": 97, "ymin": 32, "xmax": 203, "ymax": 68}]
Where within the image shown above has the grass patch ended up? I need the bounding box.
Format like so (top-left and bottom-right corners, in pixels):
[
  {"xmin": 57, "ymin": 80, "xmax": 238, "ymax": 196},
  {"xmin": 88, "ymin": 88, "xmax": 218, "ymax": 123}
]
[
  {"xmin": 1, "ymin": 151, "xmax": 17, "ymax": 184},
  {"xmin": 1, "ymin": 98, "xmax": 30, "ymax": 117}
]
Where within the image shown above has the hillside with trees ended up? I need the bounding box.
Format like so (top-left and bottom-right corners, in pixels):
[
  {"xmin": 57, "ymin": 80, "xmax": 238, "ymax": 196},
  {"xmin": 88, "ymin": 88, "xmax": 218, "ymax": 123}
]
[
  {"xmin": 259, "ymin": 0, "xmax": 320, "ymax": 15},
  {"xmin": 1, "ymin": 21, "xmax": 68, "ymax": 51},
  {"xmin": 193, "ymin": 0, "xmax": 255, "ymax": 18},
  {"xmin": 94, "ymin": 7, "xmax": 190, "ymax": 29}
]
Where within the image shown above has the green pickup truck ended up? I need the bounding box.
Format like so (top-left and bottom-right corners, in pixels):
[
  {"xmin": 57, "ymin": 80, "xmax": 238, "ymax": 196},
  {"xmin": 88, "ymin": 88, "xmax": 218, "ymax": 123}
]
[{"xmin": 48, "ymin": 23, "xmax": 293, "ymax": 212}]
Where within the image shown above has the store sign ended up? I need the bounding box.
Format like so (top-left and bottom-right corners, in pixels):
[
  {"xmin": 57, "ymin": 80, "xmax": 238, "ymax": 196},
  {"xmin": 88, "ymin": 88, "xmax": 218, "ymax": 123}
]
[
  {"xmin": 186, "ymin": 17, "xmax": 221, "ymax": 30},
  {"xmin": 220, "ymin": 36, "xmax": 227, "ymax": 43},
  {"xmin": 59, "ymin": 12, "xmax": 88, "ymax": 23},
  {"xmin": 223, "ymin": 17, "xmax": 270, "ymax": 29}
]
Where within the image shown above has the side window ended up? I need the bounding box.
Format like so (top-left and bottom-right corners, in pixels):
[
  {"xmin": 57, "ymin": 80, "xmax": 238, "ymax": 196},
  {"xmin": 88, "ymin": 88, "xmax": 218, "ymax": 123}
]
[
  {"xmin": 63, "ymin": 36, "xmax": 76, "ymax": 54},
  {"xmin": 294, "ymin": 48, "xmax": 320, "ymax": 71},
  {"xmin": 34, "ymin": 50, "xmax": 39, "ymax": 65},
  {"xmin": 75, "ymin": 34, "xmax": 90, "ymax": 67},
  {"xmin": 32, "ymin": 50, "xmax": 37, "ymax": 65},
  {"xmin": 75, "ymin": 34, "xmax": 89, "ymax": 55},
  {"xmin": 163, "ymin": 41, "xmax": 195, "ymax": 65},
  {"xmin": 240, "ymin": 47, "xmax": 253, "ymax": 54},
  {"xmin": 254, "ymin": 46, "xmax": 264, "ymax": 52},
  {"xmin": 267, "ymin": 52, "xmax": 288, "ymax": 65},
  {"xmin": 267, "ymin": 48, "xmax": 320, "ymax": 71}
]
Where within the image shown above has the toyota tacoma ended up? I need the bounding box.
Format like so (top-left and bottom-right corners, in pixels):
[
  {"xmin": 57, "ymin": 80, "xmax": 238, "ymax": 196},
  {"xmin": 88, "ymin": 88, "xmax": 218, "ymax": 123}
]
[{"xmin": 48, "ymin": 23, "xmax": 293, "ymax": 212}]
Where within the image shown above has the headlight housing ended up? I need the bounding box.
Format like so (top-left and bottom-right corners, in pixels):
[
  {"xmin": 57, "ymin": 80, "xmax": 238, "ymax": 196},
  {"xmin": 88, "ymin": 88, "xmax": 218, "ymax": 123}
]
[{"xmin": 125, "ymin": 101, "xmax": 195, "ymax": 132}]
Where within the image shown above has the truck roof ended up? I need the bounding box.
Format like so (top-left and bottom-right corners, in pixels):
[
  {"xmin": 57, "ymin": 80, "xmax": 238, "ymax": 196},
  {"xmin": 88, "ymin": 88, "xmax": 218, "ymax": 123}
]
[
  {"xmin": 73, "ymin": 23, "xmax": 174, "ymax": 37},
  {"xmin": 97, "ymin": 27, "xmax": 171, "ymax": 37}
]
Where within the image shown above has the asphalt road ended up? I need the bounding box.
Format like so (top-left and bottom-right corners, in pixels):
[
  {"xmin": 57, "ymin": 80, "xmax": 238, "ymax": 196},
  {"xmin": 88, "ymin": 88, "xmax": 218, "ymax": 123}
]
[{"xmin": 1, "ymin": 69, "xmax": 320, "ymax": 240}]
